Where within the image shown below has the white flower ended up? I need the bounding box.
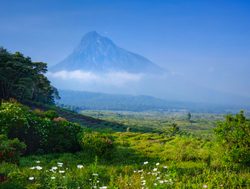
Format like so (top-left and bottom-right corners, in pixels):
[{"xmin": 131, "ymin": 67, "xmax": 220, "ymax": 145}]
[
  {"xmin": 36, "ymin": 166, "xmax": 43, "ymax": 170},
  {"xmin": 203, "ymin": 184, "xmax": 208, "ymax": 188},
  {"xmin": 156, "ymin": 177, "xmax": 160, "ymax": 180},
  {"xmin": 156, "ymin": 162, "xmax": 160, "ymax": 166},
  {"xmin": 77, "ymin": 164, "xmax": 84, "ymax": 169},
  {"xmin": 59, "ymin": 170, "xmax": 65, "ymax": 174},
  {"xmin": 163, "ymin": 166, "xmax": 168, "ymax": 169},
  {"xmin": 29, "ymin": 176, "xmax": 34, "ymax": 181},
  {"xmin": 99, "ymin": 186, "xmax": 107, "ymax": 189},
  {"xmin": 143, "ymin": 161, "xmax": 148, "ymax": 165},
  {"xmin": 159, "ymin": 180, "xmax": 164, "ymax": 184},
  {"xmin": 138, "ymin": 169, "xmax": 143, "ymax": 173},
  {"xmin": 57, "ymin": 162, "xmax": 63, "ymax": 167},
  {"xmin": 51, "ymin": 176, "xmax": 55, "ymax": 180},
  {"xmin": 30, "ymin": 167, "xmax": 35, "ymax": 170},
  {"xmin": 93, "ymin": 173, "xmax": 98, "ymax": 176},
  {"xmin": 51, "ymin": 166, "xmax": 58, "ymax": 170},
  {"xmin": 154, "ymin": 183, "xmax": 157, "ymax": 186},
  {"xmin": 36, "ymin": 161, "xmax": 40, "ymax": 164},
  {"xmin": 153, "ymin": 168, "xmax": 157, "ymax": 172}
]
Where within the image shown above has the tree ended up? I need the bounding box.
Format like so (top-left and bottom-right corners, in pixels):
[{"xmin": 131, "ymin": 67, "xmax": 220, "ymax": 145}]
[
  {"xmin": 187, "ymin": 112, "xmax": 192, "ymax": 122},
  {"xmin": 0, "ymin": 47, "xmax": 60, "ymax": 104},
  {"xmin": 214, "ymin": 110, "xmax": 250, "ymax": 165}
]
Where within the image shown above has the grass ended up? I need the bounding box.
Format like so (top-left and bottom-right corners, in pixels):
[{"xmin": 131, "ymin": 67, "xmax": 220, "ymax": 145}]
[
  {"xmin": 0, "ymin": 109, "xmax": 249, "ymax": 188},
  {"xmin": 1, "ymin": 131, "xmax": 249, "ymax": 188}
]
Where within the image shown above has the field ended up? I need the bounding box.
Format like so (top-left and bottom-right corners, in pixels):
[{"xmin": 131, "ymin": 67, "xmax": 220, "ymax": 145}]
[
  {"xmin": 81, "ymin": 110, "xmax": 224, "ymax": 136},
  {"xmin": 1, "ymin": 106, "xmax": 249, "ymax": 189}
]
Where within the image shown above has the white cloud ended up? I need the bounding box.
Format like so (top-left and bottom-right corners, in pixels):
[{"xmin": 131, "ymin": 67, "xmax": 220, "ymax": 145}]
[{"xmin": 47, "ymin": 70, "xmax": 143, "ymax": 86}]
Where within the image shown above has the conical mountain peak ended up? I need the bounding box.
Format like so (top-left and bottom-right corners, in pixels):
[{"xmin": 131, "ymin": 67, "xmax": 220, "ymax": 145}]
[{"xmin": 51, "ymin": 31, "xmax": 164, "ymax": 73}]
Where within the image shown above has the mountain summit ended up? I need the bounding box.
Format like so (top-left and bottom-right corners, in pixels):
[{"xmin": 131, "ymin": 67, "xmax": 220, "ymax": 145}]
[{"xmin": 51, "ymin": 31, "xmax": 163, "ymax": 73}]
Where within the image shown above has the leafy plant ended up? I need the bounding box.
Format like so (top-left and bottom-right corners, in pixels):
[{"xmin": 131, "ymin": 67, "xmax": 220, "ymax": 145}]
[
  {"xmin": 79, "ymin": 132, "xmax": 114, "ymax": 157},
  {"xmin": 0, "ymin": 135, "xmax": 26, "ymax": 163},
  {"xmin": 214, "ymin": 110, "xmax": 250, "ymax": 165}
]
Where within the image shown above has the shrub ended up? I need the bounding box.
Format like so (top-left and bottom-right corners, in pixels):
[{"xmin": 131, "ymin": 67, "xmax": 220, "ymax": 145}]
[
  {"xmin": 79, "ymin": 132, "xmax": 114, "ymax": 157},
  {"xmin": 214, "ymin": 110, "xmax": 250, "ymax": 165},
  {"xmin": 44, "ymin": 110, "xmax": 58, "ymax": 120},
  {"xmin": 0, "ymin": 101, "xmax": 83, "ymax": 154},
  {"xmin": 44, "ymin": 121, "xmax": 82, "ymax": 153},
  {"xmin": 0, "ymin": 135, "xmax": 26, "ymax": 163}
]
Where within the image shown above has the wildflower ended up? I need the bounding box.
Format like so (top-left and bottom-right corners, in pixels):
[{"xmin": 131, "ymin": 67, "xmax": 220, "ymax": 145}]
[
  {"xmin": 59, "ymin": 170, "xmax": 65, "ymax": 174},
  {"xmin": 36, "ymin": 161, "xmax": 40, "ymax": 164},
  {"xmin": 30, "ymin": 167, "xmax": 36, "ymax": 170},
  {"xmin": 51, "ymin": 166, "xmax": 58, "ymax": 170},
  {"xmin": 100, "ymin": 187, "xmax": 107, "ymax": 189},
  {"xmin": 143, "ymin": 161, "xmax": 148, "ymax": 165},
  {"xmin": 77, "ymin": 164, "xmax": 84, "ymax": 169},
  {"xmin": 28, "ymin": 177, "xmax": 34, "ymax": 181},
  {"xmin": 93, "ymin": 173, "xmax": 98, "ymax": 176},
  {"xmin": 159, "ymin": 180, "xmax": 164, "ymax": 184},
  {"xmin": 138, "ymin": 169, "xmax": 143, "ymax": 173},
  {"xmin": 163, "ymin": 166, "xmax": 168, "ymax": 169},
  {"xmin": 203, "ymin": 184, "xmax": 208, "ymax": 188},
  {"xmin": 36, "ymin": 166, "xmax": 43, "ymax": 170},
  {"xmin": 57, "ymin": 162, "xmax": 63, "ymax": 167},
  {"xmin": 51, "ymin": 176, "xmax": 55, "ymax": 180},
  {"xmin": 156, "ymin": 177, "xmax": 160, "ymax": 180},
  {"xmin": 154, "ymin": 183, "xmax": 157, "ymax": 186},
  {"xmin": 153, "ymin": 168, "xmax": 157, "ymax": 172},
  {"xmin": 156, "ymin": 162, "xmax": 160, "ymax": 166}
]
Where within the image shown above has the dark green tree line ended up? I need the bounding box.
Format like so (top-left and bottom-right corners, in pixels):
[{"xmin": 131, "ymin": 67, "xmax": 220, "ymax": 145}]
[{"xmin": 0, "ymin": 47, "xmax": 59, "ymax": 104}]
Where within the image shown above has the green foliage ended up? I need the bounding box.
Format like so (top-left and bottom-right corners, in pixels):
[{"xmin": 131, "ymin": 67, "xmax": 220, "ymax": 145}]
[
  {"xmin": 79, "ymin": 132, "xmax": 114, "ymax": 157},
  {"xmin": 43, "ymin": 110, "xmax": 59, "ymax": 120},
  {"xmin": 0, "ymin": 47, "xmax": 59, "ymax": 104},
  {"xmin": 214, "ymin": 110, "xmax": 250, "ymax": 165},
  {"xmin": 0, "ymin": 135, "xmax": 26, "ymax": 164},
  {"xmin": 0, "ymin": 101, "xmax": 83, "ymax": 154},
  {"xmin": 44, "ymin": 120, "xmax": 82, "ymax": 153}
]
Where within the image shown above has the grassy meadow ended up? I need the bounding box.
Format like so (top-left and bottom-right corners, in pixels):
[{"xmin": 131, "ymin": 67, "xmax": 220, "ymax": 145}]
[{"xmin": 0, "ymin": 103, "xmax": 249, "ymax": 188}]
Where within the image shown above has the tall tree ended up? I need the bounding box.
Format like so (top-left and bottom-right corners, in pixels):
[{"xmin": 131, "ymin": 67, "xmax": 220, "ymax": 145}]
[{"xmin": 0, "ymin": 47, "xmax": 60, "ymax": 104}]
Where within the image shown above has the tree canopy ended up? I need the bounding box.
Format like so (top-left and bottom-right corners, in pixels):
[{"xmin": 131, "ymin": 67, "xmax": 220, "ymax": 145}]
[{"xmin": 0, "ymin": 47, "xmax": 59, "ymax": 104}]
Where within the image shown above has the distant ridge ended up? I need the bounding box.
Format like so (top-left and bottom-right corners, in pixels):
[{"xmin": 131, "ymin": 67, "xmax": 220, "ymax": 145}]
[
  {"xmin": 57, "ymin": 90, "xmax": 249, "ymax": 113},
  {"xmin": 51, "ymin": 31, "xmax": 164, "ymax": 73}
]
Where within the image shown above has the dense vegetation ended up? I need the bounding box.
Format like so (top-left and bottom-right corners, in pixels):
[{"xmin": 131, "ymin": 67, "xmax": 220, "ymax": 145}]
[{"xmin": 0, "ymin": 48, "xmax": 59, "ymax": 104}]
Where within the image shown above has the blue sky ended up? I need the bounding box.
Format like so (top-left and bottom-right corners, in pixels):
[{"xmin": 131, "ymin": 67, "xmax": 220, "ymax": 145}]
[{"xmin": 0, "ymin": 0, "xmax": 250, "ymax": 99}]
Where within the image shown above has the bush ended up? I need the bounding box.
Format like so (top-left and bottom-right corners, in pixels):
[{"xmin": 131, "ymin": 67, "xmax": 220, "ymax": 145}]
[
  {"xmin": 44, "ymin": 121, "xmax": 82, "ymax": 153},
  {"xmin": 79, "ymin": 132, "xmax": 114, "ymax": 157},
  {"xmin": 44, "ymin": 110, "xmax": 58, "ymax": 120},
  {"xmin": 214, "ymin": 110, "xmax": 250, "ymax": 165},
  {"xmin": 0, "ymin": 101, "xmax": 83, "ymax": 154},
  {"xmin": 0, "ymin": 135, "xmax": 26, "ymax": 163}
]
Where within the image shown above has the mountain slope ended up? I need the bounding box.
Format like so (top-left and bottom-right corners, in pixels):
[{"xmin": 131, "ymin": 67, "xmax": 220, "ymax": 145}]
[{"xmin": 51, "ymin": 31, "xmax": 163, "ymax": 73}]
